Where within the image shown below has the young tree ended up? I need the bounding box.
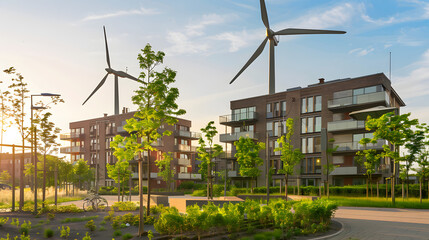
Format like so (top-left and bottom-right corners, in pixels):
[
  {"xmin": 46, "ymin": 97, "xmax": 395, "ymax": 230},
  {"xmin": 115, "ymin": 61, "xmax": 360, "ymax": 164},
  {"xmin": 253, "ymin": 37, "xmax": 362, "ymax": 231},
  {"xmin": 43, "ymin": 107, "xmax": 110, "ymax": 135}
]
[
  {"xmin": 197, "ymin": 121, "xmax": 223, "ymax": 199},
  {"xmin": 323, "ymin": 139, "xmax": 338, "ymax": 198},
  {"xmin": 234, "ymin": 136, "xmax": 265, "ymax": 194},
  {"xmin": 414, "ymin": 150, "xmax": 429, "ymax": 203},
  {"xmin": 58, "ymin": 159, "xmax": 74, "ymax": 196},
  {"xmin": 4, "ymin": 67, "xmax": 30, "ymax": 211},
  {"xmin": 365, "ymin": 112, "xmax": 418, "ymax": 205},
  {"xmin": 356, "ymin": 138, "xmax": 382, "ymax": 198},
  {"xmin": 111, "ymin": 44, "xmax": 185, "ymax": 236},
  {"xmin": 274, "ymin": 118, "xmax": 303, "ymax": 200},
  {"xmin": 156, "ymin": 152, "xmax": 175, "ymax": 192},
  {"xmin": 0, "ymin": 170, "xmax": 11, "ymax": 184},
  {"xmin": 73, "ymin": 159, "xmax": 93, "ymax": 190},
  {"xmin": 24, "ymin": 163, "xmax": 35, "ymax": 191},
  {"xmin": 106, "ymin": 160, "xmax": 131, "ymax": 201}
]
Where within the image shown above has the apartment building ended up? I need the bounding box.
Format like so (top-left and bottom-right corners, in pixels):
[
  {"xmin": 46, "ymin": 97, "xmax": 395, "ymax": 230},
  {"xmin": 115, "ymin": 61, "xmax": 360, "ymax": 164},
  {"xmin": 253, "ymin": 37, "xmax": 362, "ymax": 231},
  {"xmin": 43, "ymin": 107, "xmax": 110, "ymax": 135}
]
[
  {"xmin": 219, "ymin": 73, "xmax": 404, "ymax": 187},
  {"xmin": 0, "ymin": 152, "xmax": 32, "ymax": 182},
  {"xmin": 60, "ymin": 108, "xmax": 201, "ymax": 189}
]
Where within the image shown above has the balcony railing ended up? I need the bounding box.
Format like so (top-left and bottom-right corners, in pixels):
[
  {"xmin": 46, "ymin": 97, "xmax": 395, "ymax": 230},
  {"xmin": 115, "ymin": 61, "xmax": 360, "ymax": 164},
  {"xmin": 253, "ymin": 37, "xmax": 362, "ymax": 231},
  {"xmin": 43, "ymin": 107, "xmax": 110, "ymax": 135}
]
[
  {"xmin": 219, "ymin": 152, "xmax": 236, "ymax": 159},
  {"xmin": 331, "ymin": 166, "xmax": 358, "ymax": 175},
  {"xmin": 219, "ymin": 111, "xmax": 257, "ymax": 125},
  {"xmin": 178, "ymin": 158, "xmax": 191, "ymax": 166},
  {"xmin": 333, "ymin": 139, "xmax": 386, "ymax": 152},
  {"xmin": 131, "ymin": 172, "xmax": 158, "ymax": 179},
  {"xmin": 228, "ymin": 170, "xmax": 237, "ymax": 177},
  {"xmin": 220, "ymin": 131, "xmax": 258, "ymax": 142},
  {"xmin": 60, "ymin": 132, "xmax": 84, "ymax": 140},
  {"xmin": 174, "ymin": 130, "xmax": 201, "ymax": 139},
  {"xmin": 327, "ymin": 120, "xmax": 365, "ymax": 132},
  {"xmin": 328, "ymin": 91, "xmax": 388, "ymax": 109},
  {"xmin": 60, "ymin": 146, "xmax": 85, "ymax": 154},
  {"xmin": 175, "ymin": 144, "xmax": 197, "ymax": 152},
  {"xmin": 178, "ymin": 173, "xmax": 202, "ymax": 180}
]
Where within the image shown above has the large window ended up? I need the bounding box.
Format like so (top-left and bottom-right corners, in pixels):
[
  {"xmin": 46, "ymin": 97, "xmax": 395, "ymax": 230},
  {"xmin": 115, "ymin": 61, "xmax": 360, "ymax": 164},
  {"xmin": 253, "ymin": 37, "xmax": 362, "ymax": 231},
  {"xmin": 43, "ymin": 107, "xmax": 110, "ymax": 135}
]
[
  {"xmin": 232, "ymin": 106, "xmax": 256, "ymax": 121},
  {"xmin": 302, "ymin": 96, "xmax": 322, "ymax": 113},
  {"xmin": 301, "ymin": 157, "xmax": 322, "ymax": 174},
  {"xmin": 301, "ymin": 116, "xmax": 322, "ymax": 133},
  {"xmin": 301, "ymin": 136, "xmax": 321, "ymax": 153},
  {"xmin": 281, "ymin": 101, "xmax": 286, "ymax": 116}
]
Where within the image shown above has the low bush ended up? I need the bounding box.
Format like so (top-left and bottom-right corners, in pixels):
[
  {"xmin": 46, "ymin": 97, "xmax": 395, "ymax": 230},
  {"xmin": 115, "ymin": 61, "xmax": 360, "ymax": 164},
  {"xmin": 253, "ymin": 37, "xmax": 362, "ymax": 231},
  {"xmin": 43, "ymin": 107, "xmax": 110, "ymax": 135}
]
[
  {"xmin": 47, "ymin": 213, "xmax": 55, "ymax": 220},
  {"xmin": 60, "ymin": 226, "xmax": 70, "ymax": 238},
  {"xmin": 122, "ymin": 213, "xmax": 139, "ymax": 226},
  {"xmin": 44, "ymin": 228, "xmax": 54, "ymax": 238},
  {"xmin": 122, "ymin": 233, "xmax": 133, "ymax": 240},
  {"xmin": 113, "ymin": 230, "xmax": 122, "ymax": 237},
  {"xmin": 104, "ymin": 210, "xmax": 115, "ymax": 221},
  {"xmin": 19, "ymin": 221, "xmax": 31, "ymax": 236},
  {"xmin": 85, "ymin": 220, "xmax": 96, "ymax": 231},
  {"xmin": 0, "ymin": 217, "xmax": 8, "ymax": 226},
  {"xmin": 82, "ymin": 232, "xmax": 91, "ymax": 240},
  {"xmin": 61, "ymin": 216, "xmax": 98, "ymax": 223},
  {"xmin": 112, "ymin": 201, "xmax": 138, "ymax": 211}
]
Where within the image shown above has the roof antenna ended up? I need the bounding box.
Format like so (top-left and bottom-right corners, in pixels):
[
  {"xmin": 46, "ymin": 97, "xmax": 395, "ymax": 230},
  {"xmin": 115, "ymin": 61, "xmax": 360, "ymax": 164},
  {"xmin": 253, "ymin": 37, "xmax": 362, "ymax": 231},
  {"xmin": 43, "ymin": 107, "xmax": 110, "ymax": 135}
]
[
  {"xmin": 389, "ymin": 52, "xmax": 392, "ymax": 80},
  {"xmin": 126, "ymin": 67, "xmax": 128, "ymax": 73}
]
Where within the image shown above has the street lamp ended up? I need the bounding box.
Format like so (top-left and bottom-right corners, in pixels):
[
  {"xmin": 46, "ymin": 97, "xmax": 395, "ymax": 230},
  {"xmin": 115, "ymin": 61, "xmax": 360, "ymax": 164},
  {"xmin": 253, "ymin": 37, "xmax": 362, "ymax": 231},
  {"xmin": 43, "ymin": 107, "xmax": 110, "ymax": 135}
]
[{"xmin": 31, "ymin": 93, "xmax": 61, "ymax": 213}]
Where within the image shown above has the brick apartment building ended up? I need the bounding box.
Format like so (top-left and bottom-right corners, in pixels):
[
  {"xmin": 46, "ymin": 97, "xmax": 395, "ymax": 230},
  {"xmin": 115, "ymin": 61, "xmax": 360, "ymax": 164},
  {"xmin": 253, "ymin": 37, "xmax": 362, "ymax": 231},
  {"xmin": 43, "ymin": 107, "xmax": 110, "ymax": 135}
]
[
  {"xmin": 60, "ymin": 108, "xmax": 201, "ymax": 189},
  {"xmin": 0, "ymin": 152, "xmax": 32, "ymax": 184},
  {"xmin": 219, "ymin": 73, "xmax": 404, "ymax": 187}
]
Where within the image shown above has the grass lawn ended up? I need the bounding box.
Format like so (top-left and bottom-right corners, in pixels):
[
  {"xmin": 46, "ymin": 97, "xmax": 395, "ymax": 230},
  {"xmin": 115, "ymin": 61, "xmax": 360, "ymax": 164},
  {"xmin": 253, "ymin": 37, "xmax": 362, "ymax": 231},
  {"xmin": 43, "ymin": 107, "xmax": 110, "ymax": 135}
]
[{"xmin": 324, "ymin": 196, "xmax": 429, "ymax": 209}]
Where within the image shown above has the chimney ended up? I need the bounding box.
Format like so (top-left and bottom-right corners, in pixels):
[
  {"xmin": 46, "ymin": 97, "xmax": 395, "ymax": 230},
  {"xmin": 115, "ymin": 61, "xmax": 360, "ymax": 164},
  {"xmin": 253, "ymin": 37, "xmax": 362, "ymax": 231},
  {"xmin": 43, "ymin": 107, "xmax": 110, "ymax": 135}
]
[
  {"xmin": 103, "ymin": 113, "xmax": 108, "ymax": 117},
  {"xmin": 122, "ymin": 107, "xmax": 126, "ymax": 114},
  {"xmin": 319, "ymin": 78, "xmax": 325, "ymax": 84}
]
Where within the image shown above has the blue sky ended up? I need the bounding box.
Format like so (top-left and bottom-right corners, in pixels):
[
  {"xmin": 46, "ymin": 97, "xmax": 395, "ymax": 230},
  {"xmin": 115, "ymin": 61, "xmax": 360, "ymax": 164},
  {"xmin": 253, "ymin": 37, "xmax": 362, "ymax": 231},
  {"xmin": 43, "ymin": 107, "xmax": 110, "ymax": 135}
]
[{"xmin": 1, "ymin": 0, "xmax": 429, "ymax": 147}]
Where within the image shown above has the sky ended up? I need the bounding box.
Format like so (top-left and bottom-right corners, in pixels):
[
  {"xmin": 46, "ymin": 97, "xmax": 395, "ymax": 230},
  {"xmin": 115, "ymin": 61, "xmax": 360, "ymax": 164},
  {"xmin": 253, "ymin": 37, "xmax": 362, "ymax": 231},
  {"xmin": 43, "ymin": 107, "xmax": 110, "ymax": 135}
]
[{"xmin": 1, "ymin": 0, "xmax": 429, "ymax": 154}]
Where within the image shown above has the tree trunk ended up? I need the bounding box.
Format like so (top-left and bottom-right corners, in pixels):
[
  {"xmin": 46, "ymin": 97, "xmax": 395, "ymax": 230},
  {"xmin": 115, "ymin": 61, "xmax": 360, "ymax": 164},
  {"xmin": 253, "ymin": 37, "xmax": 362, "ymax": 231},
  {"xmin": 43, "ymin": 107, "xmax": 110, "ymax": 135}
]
[
  {"xmin": 366, "ymin": 178, "xmax": 368, "ymax": 198},
  {"xmin": 43, "ymin": 153, "xmax": 46, "ymax": 208},
  {"xmin": 419, "ymin": 179, "xmax": 422, "ymax": 204},
  {"xmin": 402, "ymin": 182, "xmax": 404, "ymax": 200},
  {"xmin": 146, "ymin": 149, "xmax": 151, "ymax": 216},
  {"xmin": 297, "ymin": 178, "xmax": 300, "ymax": 195},
  {"xmin": 138, "ymin": 155, "xmax": 144, "ymax": 236},
  {"xmin": 327, "ymin": 183, "xmax": 330, "ymax": 199},
  {"xmin": 385, "ymin": 180, "xmax": 388, "ymax": 199},
  {"xmin": 377, "ymin": 181, "xmax": 379, "ymax": 198},
  {"xmin": 19, "ymin": 150, "xmax": 24, "ymax": 211},
  {"xmin": 284, "ymin": 175, "xmax": 288, "ymax": 201},
  {"xmin": 370, "ymin": 179, "xmax": 373, "ymax": 198},
  {"xmin": 54, "ymin": 164, "xmax": 58, "ymax": 206},
  {"xmin": 118, "ymin": 167, "xmax": 120, "ymax": 203}
]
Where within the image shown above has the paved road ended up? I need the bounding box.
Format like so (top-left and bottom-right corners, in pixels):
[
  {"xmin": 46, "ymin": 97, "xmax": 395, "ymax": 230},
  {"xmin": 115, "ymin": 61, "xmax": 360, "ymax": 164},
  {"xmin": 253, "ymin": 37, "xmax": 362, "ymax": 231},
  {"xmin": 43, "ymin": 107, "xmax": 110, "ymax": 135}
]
[{"xmin": 328, "ymin": 207, "xmax": 429, "ymax": 240}]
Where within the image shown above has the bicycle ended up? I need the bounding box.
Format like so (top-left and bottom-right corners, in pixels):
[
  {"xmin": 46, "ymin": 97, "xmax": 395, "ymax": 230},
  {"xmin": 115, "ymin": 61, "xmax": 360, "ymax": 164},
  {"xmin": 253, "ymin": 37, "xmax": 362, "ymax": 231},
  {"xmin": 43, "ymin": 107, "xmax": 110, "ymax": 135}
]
[{"xmin": 82, "ymin": 190, "xmax": 108, "ymax": 211}]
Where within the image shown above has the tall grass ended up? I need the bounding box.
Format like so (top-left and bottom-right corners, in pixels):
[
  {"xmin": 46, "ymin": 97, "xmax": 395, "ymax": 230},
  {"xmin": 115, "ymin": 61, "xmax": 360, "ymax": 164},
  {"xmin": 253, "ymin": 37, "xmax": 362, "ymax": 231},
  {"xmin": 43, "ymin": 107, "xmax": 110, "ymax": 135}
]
[
  {"xmin": 0, "ymin": 187, "xmax": 85, "ymax": 209},
  {"xmin": 325, "ymin": 196, "xmax": 429, "ymax": 209}
]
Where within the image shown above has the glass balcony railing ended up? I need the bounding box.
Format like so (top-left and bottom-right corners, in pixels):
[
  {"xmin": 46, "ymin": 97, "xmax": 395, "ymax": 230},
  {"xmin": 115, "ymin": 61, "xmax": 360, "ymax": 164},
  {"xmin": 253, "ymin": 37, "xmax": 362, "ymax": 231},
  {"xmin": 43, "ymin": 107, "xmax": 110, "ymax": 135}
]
[
  {"xmin": 60, "ymin": 132, "xmax": 84, "ymax": 140},
  {"xmin": 328, "ymin": 91, "xmax": 388, "ymax": 109},
  {"xmin": 219, "ymin": 131, "xmax": 258, "ymax": 142},
  {"xmin": 219, "ymin": 112, "xmax": 257, "ymax": 124},
  {"xmin": 174, "ymin": 130, "xmax": 202, "ymax": 139},
  {"xmin": 178, "ymin": 158, "xmax": 191, "ymax": 166},
  {"xmin": 327, "ymin": 120, "xmax": 365, "ymax": 132},
  {"xmin": 60, "ymin": 146, "xmax": 85, "ymax": 154},
  {"xmin": 178, "ymin": 173, "xmax": 202, "ymax": 180},
  {"xmin": 175, "ymin": 144, "xmax": 197, "ymax": 152},
  {"xmin": 333, "ymin": 139, "xmax": 386, "ymax": 152}
]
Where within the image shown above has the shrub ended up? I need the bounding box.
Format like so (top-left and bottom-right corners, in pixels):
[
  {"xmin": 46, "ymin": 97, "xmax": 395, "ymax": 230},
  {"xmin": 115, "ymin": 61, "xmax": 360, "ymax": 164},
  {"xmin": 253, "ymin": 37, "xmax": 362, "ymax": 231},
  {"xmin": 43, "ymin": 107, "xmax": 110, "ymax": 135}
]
[
  {"xmin": 113, "ymin": 230, "xmax": 122, "ymax": 237},
  {"xmin": 55, "ymin": 204, "xmax": 83, "ymax": 213},
  {"xmin": 154, "ymin": 207, "xmax": 184, "ymax": 235},
  {"xmin": 60, "ymin": 225, "xmax": 70, "ymax": 238},
  {"xmin": 104, "ymin": 210, "xmax": 115, "ymax": 221},
  {"xmin": 147, "ymin": 230, "xmax": 154, "ymax": 240},
  {"xmin": 0, "ymin": 217, "xmax": 9, "ymax": 226},
  {"xmin": 44, "ymin": 228, "xmax": 54, "ymax": 238},
  {"xmin": 190, "ymin": 189, "xmax": 205, "ymax": 197},
  {"xmin": 122, "ymin": 233, "xmax": 133, "ymax": 240},
  {"xmin": 99, "ymin": 226, "xmax": 106, "ymax": 231},
  {"xmin": 100, "ymin": 220, "xmax": 106, "ymax": 226},
  {"xmin": 144, "ymin": 215, "xmax": 156, "ymax": 225},
  {"xmin": 85, "ymin": 220, "xmax": 96, "ymax": 231},
  {"xmin": 112, "ymin": 202, "xmax": 138, "ymax": 211},
  {"xmin": 20, "ymin": 221, "xmax": 32, "ymax": 236},
  {"xmin": 122, "ymin": 213, "xmax": 139, "ymax": 226},
  {"xmin": 82, "ymin": 232, "xmax": 91, "ymax": 240},
  {"xmin": 11, "ymin": 218, "xmax": 19, "ymax": 227},
  {"xmin": 61, "ymin": 216, "xmax": 98, "ymax": 223}
]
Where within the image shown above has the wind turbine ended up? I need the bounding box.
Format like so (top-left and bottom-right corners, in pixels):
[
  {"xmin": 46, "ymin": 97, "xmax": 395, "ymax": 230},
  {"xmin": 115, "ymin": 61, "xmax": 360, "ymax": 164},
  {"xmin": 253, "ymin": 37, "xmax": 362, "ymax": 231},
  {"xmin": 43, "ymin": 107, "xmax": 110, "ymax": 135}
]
[
  {"xmin": 229, "ymin": 0, "xmax": 346, "ymax": 95},
  {"xmin": 82, "ymin": 26, "xmax": 141, "ymax": 115}
]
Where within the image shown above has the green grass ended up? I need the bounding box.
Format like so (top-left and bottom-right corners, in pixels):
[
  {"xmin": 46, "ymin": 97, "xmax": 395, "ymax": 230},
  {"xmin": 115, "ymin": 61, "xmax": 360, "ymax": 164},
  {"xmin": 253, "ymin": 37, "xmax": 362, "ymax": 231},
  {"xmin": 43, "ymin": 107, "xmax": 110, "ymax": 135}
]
[
  {"xmin": 0, "ymin": 196, "xmax": 84, "ymax": 210},
  {"xmin": 61, "ymin": 215, "xmax": 99, "ymax": 223},
  {"xmin": 324, "ymin": 196, "xmax": 429, "ymax": 209}
]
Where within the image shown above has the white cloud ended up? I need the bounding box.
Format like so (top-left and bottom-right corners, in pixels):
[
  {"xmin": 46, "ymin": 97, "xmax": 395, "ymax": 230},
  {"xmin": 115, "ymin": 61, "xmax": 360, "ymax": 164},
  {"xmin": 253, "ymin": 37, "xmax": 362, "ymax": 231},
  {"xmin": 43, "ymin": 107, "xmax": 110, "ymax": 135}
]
[
  {"xmin": 186, "ymin": 14, "xmax": 227, "ymax": 36},
  {"xmin": 213, "ymin": 31, "xmax": 252, "ymax": 52},
  {"xmin": 348, "ymin": 47, "xmax": 374, "ymax": 56},
  {"xmin": 393, "ymin": 49, "xmax": 429, "ymax": 99},
  {"xmin": 82, "ymin": 7, "xmax": 159, "ymax": 21},
  {"xmin": 349, "ymin": 48, "xmax": 362, "ymax": 54},
  {"xmin": 232, "ymin": 2, "xmax": 258, "ymax": 11}
]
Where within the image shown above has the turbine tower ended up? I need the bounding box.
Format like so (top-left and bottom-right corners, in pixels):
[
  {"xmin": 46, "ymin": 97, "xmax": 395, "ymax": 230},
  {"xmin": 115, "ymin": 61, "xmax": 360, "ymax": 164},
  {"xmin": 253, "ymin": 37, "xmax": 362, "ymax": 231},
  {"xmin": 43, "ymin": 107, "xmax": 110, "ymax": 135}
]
[
  {"xmin": 83, "ymin": 26, "xmax": 141, "ymax": 115},
  {"xmin": 230, "ymin": 0, "xmax": 346, "ymax": 95}
]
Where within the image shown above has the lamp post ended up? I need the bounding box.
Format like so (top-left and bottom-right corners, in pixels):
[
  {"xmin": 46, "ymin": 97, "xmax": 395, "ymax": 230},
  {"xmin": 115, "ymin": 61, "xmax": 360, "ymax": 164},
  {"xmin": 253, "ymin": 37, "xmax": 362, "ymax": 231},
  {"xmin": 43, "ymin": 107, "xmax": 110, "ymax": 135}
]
[{"xmin": 31, "ymin": 93, "xmax": 61, "ymax": 213}]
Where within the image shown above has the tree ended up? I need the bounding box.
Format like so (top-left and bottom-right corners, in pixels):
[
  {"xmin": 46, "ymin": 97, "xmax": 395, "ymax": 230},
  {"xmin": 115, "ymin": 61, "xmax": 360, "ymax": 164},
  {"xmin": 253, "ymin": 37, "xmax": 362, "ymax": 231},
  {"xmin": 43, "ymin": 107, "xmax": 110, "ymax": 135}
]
[
  {"xmin": 356, "ymin": 138, "xmax": 382, "ymax": 198},
  {"xmin": 414, "ymin": 150, "xmax": 429, "ymax": 203},
  {"xmin": 73, "ymin": 159, "xmax": 93, "ymax": 190},
  {"xmin": 0, "ymin": 170, "xmax": 11, "ymax": 184},
  {"xmin": 365, "ymin": 112, "xmax": 418, "ymax": 205},
  {"xmin": 24, "ymin": 163, "xmax": 35, "ymax": 190},
  {"xmin": 156, "ymin": 152, "xmax": 175, "ymax": 192},
  {"xmin": 197, "ymin": 121, "xmax": 223, "ymax": 199},
  {"xmin": 234, "ymin": 136, "xmax": 265, "ymax": 194},
  {"xmin": 111, "ymin": 44, "xmax": 185, "ymax": 236},
  {"xmin": 274, "ymin": 118, "xmax": 303, "ymax": 200},
  {"xmin": 4, "ymin": 67, "xmax": 30, "ymax": 211},
  {"xmin": 106, "ymin": 160, "xmax": 131, "ymax": 201},
  {"xmin": 323, "ymin": 139, "xmax": 338, "ymax": 198},
  {"xmin": 58, "ymin": 160, "xmax": 74, "ymax": 196}
]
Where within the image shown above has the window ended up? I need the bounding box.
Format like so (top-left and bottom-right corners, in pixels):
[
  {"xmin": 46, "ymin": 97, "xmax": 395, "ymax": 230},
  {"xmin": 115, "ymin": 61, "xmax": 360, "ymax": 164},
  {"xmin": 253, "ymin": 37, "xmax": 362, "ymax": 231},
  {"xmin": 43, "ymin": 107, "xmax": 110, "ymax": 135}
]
[
  {"xmin": 314, "ymin": 137, "xmax": 321, "ymax": 152},
  {"xmin": 301, "ymin": 138, "xmax": 307, "ymax": 154},
  {"xmin": 307, "ymin": 137, "xmax": 314, "ymax": 153},
  {"xmin": 302, "ymin": 157, "xmax": 322, "ymax": 174},
  {"xmin": 315, "ymin": 117, "xmax": 321, "ymax": 132},
  {"xmin": 281, "ymin": 101, "xmax": 286, "ymax": 116},
  {"xmin": 301, "ymin": 118, "xmax": 307, "ymax": 134},
  {"xmin": 301, "ymin": 98, "xmax": 307, "ymax": 113},
  {"xmin": 307, "ymin": 97, "xmax": 314, "ymax": 112},
  {"xmin": 274, "ymin": 122, "xmax": 279, "ymax": 136},
  {"xmin": 301, "ymin": 136, "xmax": 321, "ymax": 153},
  {"xmin": 267, "ymin": 103, "xmax": 273, "ymax": 118},
  {"xmin": 281, "ymin": 120, "xmax": 287, "ymax": 135},
  {"xmin": 267, "ymin": 122, "xmax": 273, "ymax": 136},
  {"xmin": 307, "ymin": 117, "xmax": 314, "ymax": 133},
  {"xmin": 315, "ymin": 96, "xmax": 322, "ymax": 111},
  {"xmin": 232, "ymin": 106, "xmax": 256, "ymax": 121}
]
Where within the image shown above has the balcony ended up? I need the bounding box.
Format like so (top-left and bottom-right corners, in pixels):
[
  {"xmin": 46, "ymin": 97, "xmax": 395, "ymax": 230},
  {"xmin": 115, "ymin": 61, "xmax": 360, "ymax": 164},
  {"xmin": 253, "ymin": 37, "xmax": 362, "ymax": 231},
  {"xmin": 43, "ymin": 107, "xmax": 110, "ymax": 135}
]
[
  {"xmin": 333, "ymin": 139, "xmax": 386, "ymax": 152},
  {"xmin": 60, "ymin": 146, "xmax": 85, "ymax": 154},
  {"xmin": 60, "ymin": 132, "xmax": 84, "ymax": 140},
  {"xmin": 174, "ymin": 130, "xmax": 201, "ymax": 140},
  {"xmin": 219, "ymin": 112, "xmax": 257, "ymax": 126},
  {"xmin": 178, "ymin": 158, "xmax": 191, "ymax": 166},
  {"xmin": 105, "ymin": 127, "xmax": 116, "ymax": 135},
  {"xmin": 328, "ymin": 91, "xmax": 389, "ymax": 112},
  {"xmin": 227, "ymin": 170, "xmax": 237, "ymax": 177},
  {"xmin": 175, "ymin": 144, "xmax": 197, "ymax": 152},
  {"xmin": 327, "ymin": 120, "xmax": 365, "ymax": 132},
  {"xmin": 219, "ymin": 152, "xmax": 236, "ymax": 159},
  {"xmin": 131, "ymin": 172, "xmax": 158, "ymax": 179},
  {"xmin": 178, "ymin": 173, "xmax": 202, "ymax": 180},
  {"xmin": 331, "ymin": 166, "xmax": 357, "ymax": 176},
  {"xmin": 220, "ymin": 131, "xmax": 258, "ymax": 143}
]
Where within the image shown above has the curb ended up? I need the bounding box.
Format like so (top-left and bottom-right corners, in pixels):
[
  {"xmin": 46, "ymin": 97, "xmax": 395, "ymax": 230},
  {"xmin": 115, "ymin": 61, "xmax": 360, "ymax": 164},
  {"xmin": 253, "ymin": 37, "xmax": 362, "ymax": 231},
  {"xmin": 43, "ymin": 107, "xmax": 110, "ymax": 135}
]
[{"xmin": 310, "ymin": 220, "xmax": 344, "ymax": 240}]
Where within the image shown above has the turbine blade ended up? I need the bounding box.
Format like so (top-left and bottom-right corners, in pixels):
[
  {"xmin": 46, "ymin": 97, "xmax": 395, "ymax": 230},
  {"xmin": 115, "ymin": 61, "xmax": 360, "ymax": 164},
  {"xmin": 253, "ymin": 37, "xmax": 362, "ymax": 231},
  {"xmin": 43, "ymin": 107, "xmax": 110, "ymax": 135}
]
[
  {"xmin": 115, "ymin": 71, "xmax": 142, "ymax": 83},
  {"xmin": 275, "ymin": 28, "xmax": 346, "ymax": 35},
  {"xmin": 260, "ymin": 0, "xmax": 270, "ymax": 29},
  {"xmin": 104, "ymin": 26, "xmax": 111, "ymax": 68},
  {"xmin": 230, "ymin": 37, "xmax": 268, "ymax": 84},
  {"xmin": 82, "ymin": 73, "xmax": 109, "ymax": 105}
]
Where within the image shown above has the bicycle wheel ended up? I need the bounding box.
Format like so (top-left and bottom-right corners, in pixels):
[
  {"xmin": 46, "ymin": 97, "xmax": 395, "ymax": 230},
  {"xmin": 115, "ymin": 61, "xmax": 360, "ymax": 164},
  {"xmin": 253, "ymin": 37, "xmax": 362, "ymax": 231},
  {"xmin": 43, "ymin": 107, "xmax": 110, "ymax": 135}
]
[
  {"xmin": 82, "ymin": 201, "xmax": 90, "ymax": 212},
  {"xmin": 96, "ymin": 198, "xmax": 108, "ymax": 211}
]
